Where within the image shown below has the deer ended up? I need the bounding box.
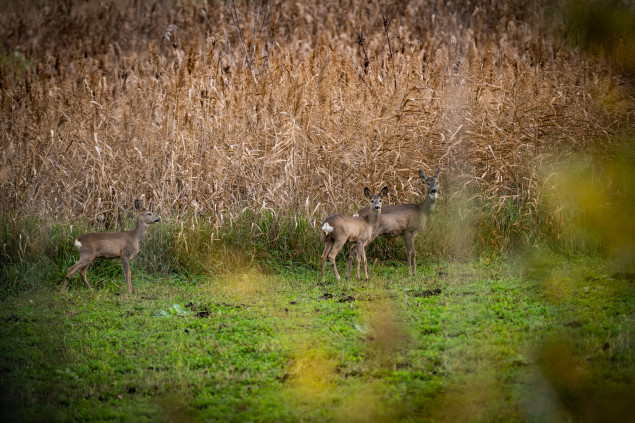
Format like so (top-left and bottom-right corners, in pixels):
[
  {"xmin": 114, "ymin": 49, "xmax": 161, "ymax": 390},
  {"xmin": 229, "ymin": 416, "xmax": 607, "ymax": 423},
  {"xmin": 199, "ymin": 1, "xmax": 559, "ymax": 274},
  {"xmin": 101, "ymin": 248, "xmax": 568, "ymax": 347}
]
[
  {"xmin": 357, "ymin": 167, "xmax": 440, "ymax": 276},
  {"xmin": 60, "ymin": 200, "xmax": 160, "ymax": 294},
  {"xmin": 321, "ymin": 187, "xmax": 389, "ymax": 282}
]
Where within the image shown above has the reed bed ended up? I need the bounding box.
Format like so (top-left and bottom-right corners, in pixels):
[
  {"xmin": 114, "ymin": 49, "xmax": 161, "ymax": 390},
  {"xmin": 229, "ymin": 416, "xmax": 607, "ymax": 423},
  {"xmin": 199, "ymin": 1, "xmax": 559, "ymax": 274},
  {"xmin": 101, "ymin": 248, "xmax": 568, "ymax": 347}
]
[{"xmin": 1, "ymin": 0, "xmax": 633, "ymax": 257}]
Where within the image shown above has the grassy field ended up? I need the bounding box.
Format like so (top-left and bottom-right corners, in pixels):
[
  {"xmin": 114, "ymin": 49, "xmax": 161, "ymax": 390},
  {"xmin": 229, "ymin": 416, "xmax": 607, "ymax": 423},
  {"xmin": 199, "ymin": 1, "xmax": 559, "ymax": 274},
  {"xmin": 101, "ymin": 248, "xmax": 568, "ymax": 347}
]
[{"xmin": 1, "ymin": 256, "xmax": 632, "ymax": 422}]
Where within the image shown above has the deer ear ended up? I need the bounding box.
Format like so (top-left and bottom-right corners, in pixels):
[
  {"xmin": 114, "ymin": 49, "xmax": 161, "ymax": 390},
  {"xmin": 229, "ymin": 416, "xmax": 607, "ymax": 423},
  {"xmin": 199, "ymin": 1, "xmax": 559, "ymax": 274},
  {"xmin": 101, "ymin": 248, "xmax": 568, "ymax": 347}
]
[
  {"xmin": 380, "ymin": 186, "xmax": 389, "ymax": 197},
  {"xmin": 434, "ymin": 166, "xmax": 440, "ymax": 178},
  {"xmin": 134, "ymin": 199, "xmax": 143, "ymax": 210},
  {"xmin": 418, "ymin": 170, "xmax": 427, "ymax": 180},
  {"xmin": 364, "ymin": 187, "xmax": 371, "ymax": 199}
]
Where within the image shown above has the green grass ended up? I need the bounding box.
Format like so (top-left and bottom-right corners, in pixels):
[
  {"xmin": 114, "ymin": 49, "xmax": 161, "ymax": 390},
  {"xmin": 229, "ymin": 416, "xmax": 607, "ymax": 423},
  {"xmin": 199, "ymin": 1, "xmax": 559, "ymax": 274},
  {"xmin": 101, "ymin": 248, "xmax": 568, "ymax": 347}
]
[{"xmin": 1, "ymin": 255, "xmax": 632, "ymax": 422}]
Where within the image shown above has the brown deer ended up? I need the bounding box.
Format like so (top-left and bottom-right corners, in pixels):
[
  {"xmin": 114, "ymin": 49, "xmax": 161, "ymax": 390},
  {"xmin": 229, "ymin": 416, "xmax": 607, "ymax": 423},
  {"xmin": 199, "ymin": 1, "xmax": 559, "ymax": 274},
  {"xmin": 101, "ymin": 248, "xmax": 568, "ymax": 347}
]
[
  {"xmin": 321, "ymin": 187, "xmax": 389, "ymax": 282},
  {"xmin": 357, "ymin": 167, "xmax": 440, "ymax": 276},
  {"xmin": 60, "ymin": 200, "xmax": 160, "ymax": 294}
]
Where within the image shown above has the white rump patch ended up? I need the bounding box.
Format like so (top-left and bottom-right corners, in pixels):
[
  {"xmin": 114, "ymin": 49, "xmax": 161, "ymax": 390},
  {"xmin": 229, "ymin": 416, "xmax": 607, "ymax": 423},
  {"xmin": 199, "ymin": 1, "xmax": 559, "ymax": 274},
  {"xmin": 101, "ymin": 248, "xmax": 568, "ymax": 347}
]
[
  {"xmin": 322, "ymin": 222, "xmax": 334, "ymax": 234},
  {"xmin": 74, "ymin": 239, "xmax": 82, "ymax": 248},
  {"xmin": 353, "ymin": 213, "xmax": 359, "ymax": 217}
]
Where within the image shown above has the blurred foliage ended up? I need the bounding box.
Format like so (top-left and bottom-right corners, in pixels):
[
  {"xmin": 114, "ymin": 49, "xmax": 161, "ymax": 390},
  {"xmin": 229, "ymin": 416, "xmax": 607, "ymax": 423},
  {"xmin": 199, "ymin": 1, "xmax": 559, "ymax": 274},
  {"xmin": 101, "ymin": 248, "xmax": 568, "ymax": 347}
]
[
  {"xmin": 559, "ymin": 0, "xmax": 635, "ymax": 78},
  {"xmin": 544, "ymin": 138, "xmax": 635, "ymax": 271}
]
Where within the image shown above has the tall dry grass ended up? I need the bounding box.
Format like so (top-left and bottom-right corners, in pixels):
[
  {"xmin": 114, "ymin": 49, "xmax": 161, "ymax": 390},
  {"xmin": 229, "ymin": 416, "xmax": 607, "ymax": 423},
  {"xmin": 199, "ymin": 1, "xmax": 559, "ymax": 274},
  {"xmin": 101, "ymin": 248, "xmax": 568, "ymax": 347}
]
[{"xmin": 1, "ymin": 0, "xmax": 633, "ymax": 256}]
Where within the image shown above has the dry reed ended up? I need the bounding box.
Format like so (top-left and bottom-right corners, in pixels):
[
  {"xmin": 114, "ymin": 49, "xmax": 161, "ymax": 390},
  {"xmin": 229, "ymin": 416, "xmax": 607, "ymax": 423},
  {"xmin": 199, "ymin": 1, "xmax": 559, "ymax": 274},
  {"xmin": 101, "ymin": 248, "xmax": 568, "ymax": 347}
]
[{"xmin": 0, "ymin": 0, "xmax": 633, "ymax": 249}]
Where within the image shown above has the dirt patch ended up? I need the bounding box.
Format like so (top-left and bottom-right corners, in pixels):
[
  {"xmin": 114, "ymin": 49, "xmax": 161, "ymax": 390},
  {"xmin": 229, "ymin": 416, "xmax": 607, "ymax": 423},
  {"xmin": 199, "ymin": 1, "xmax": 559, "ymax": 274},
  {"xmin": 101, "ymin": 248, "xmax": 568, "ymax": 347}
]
[
  {"xmin": 338, "ymin": 295, "xmax": 355, "ymax": 303},
  {"xmin": 411, "ymin": 288, "xmax": 442, "ymax": 298},
  {"xmin": 196, "ymin": 309, "xmax": 210, "ymax": 318},
  {"xmin": 184, "ymin": 301, "xmax": 246, "ymax": 317},
  {"xmin": 184, "ymin": 302, "xmax": 211, "ymax": 318},
  {"xmin": 319, "ymin": 293, "xmax": 356, "ymax": 302}
]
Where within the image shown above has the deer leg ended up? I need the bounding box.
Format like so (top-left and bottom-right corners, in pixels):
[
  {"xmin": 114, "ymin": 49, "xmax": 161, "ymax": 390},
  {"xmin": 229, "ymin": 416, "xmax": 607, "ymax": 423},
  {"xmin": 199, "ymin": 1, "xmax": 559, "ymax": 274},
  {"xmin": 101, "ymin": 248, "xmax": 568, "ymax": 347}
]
[
  {"xmin": 121, "ymin": 258, "xmax": 133, "ymax": 294},
  {"xmin": 365, "ymin": 242, "xmax": 374, "ymax": 279},
  {"xmin": 404, "ymin": 233, "xmax": 415, "ymax": 276},
  {"xmin": 412, "ymin": 244, "xmax": 417, "ymax": 276},
  {"xmin": 321, "ymin": 240, "xmax": 333, "ymax": 282},
  {"xmin": 61, "ymin": 263, "xmax": 80, "ymax": 293},
  {"xmin": 411, "ymin": 234, "xmax": 418, "ymax": 275},
  {"xmin": 346, "ymin": 245, "xmax": 356, "ymax": 279},
  {"xmin": 360, "ymin": 243, "xmax": 369, "ymax": 280},
  {"xmin": 78, "ymin": 265, "xmax": 93, "ymax": 290},
  {"xmin": 61, "ymin": 257, "xmax": 92, "ymax": 293},
  {"xmin": 328, "ymin": 238, "xmax": 347, "ymax": 282},
  {"xmin": 355, "ymin": 243, "xmax": 363, "ymax": 279}
]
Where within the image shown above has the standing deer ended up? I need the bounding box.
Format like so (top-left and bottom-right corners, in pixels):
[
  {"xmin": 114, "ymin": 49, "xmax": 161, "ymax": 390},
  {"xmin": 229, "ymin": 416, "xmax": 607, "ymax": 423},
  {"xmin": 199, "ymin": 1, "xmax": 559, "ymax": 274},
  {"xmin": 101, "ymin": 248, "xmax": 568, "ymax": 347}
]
[
  {"xmin": 321, "ymin": 187, "xmax": 389, "ymax": 282},
  {"xmin": 357, "ymin": 167, "xmax": 440, "ymax": 276},
  {"xmin": 61, "ymin": 200, "xmax": 160, "ymax": 294}
]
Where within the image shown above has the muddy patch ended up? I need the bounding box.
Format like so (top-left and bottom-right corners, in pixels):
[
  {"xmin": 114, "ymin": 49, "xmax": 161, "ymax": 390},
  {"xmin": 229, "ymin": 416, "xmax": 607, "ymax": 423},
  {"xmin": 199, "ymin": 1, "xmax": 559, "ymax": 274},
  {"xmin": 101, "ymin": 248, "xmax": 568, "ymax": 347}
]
[{"xmin": 410, "ymin": 288, "xmax": 442, "ymax": 298}]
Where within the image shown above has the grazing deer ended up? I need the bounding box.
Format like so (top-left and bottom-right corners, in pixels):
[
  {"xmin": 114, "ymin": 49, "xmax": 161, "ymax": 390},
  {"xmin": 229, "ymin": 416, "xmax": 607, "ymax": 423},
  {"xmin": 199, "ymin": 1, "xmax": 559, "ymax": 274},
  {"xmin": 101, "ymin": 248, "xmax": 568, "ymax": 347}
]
[
  {"xmin": 61, "ymin": 200, "xmax": 160, "ymax": 294},
  {"xmin": 357, "ymin": 167, "xmax": 440, "ymax": 276},
  {"xmin": 321, "ymin": 187, "xmax": 389, "ymax": 282}
]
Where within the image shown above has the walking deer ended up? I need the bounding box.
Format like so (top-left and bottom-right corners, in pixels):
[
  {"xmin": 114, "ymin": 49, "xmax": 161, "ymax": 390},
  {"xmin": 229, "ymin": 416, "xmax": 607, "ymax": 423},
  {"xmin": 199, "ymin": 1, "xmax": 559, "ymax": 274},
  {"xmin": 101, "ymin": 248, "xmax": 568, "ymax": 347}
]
[
  {"xmin": 321, "ymin": 187, "xmax": 389, "ymax": 282},
  {"xmin": 61, "ymin": 200, "xmax": 160, "ymax": 294},
  {"xmin": 357, "ymin": 167, "xmax": 440, "ymax": 276}
]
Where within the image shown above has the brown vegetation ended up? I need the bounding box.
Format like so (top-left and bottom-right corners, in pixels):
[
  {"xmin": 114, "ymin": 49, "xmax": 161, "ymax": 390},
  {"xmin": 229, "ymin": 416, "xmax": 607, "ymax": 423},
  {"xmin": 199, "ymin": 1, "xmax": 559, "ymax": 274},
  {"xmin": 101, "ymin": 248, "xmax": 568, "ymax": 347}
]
[{"xmin": 1, "ymin": 0, "xmax": 633, "ymax": 241}]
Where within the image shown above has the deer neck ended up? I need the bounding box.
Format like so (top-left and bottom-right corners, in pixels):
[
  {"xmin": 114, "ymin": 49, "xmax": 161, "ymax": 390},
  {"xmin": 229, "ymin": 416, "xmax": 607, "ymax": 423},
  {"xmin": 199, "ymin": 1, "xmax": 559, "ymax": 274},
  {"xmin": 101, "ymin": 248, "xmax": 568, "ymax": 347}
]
[
  {"xmin": 366, "ymin": 208, "xmax": 382, "ymax": 227},
  {"xmin": 417, "ymin": 192, "xmax": 436, "ymax": 217},
  {"xmin": 131, "ymin": 217, "xmax": 149, "ymax": 244}
]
